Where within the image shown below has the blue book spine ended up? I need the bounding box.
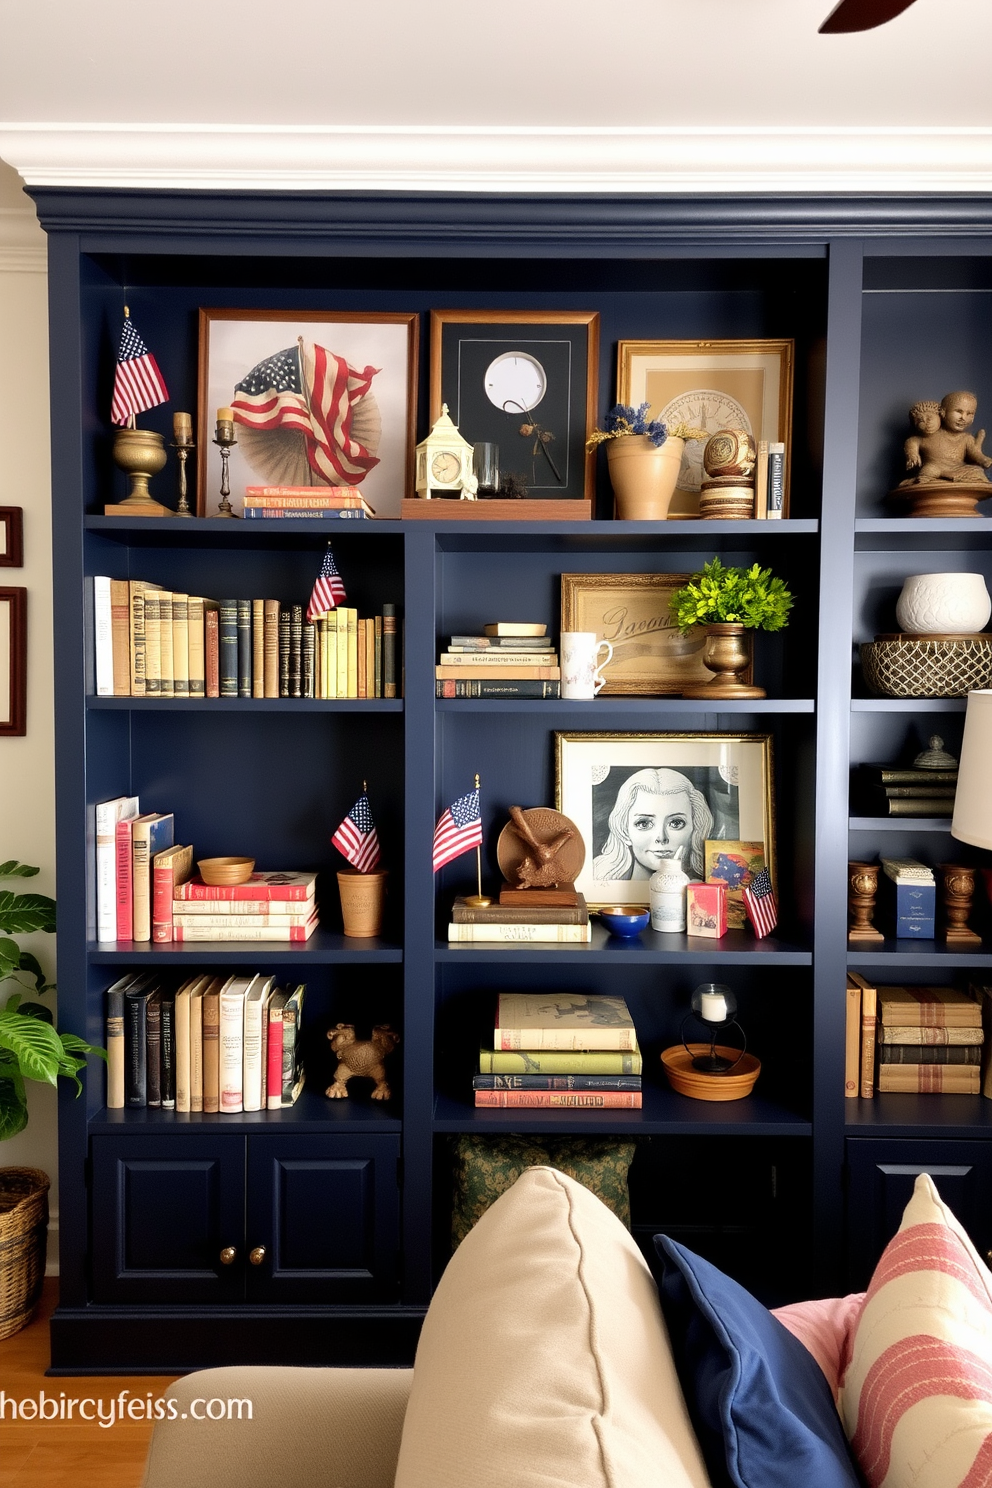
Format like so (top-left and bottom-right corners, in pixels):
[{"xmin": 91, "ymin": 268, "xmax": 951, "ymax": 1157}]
[
  {"xmin": 894, "ymin": 880, "xmax": 935, "ymax": 938},
  {"xmin": 241, "ymin": 508, "xmax": 368, "ymax": 520},
  {"xmin": 237, "ymin": 598, "xmax": 252, "ymax": 698},
  {"xmin": 219, "ymin": 599, "xmax": 238, "ymax": 698}
]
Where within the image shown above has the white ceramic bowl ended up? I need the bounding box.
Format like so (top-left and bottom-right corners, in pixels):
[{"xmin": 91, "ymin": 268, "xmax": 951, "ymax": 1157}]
[{"xmin": 895, "ymin": 572, "xmax": 991, "ymax": 635}]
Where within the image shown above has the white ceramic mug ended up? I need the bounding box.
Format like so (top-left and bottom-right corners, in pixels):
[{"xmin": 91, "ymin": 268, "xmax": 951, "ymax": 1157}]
[{"xmin": 561, "ymin": 632, "xmax": 614, "ymax": 699}]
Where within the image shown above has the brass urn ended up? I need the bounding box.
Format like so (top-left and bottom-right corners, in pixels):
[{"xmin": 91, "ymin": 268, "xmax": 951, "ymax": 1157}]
[
  {"xmin": 681, "ymin": 623, "xmax": 765, "ymax": 700},
  {"xmin": 109, "ymin": 427, "xmax": 171, "ymax": 516}
]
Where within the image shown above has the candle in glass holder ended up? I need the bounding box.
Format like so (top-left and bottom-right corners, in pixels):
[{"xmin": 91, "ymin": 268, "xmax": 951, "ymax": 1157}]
[{"xmin": 699, "ymin": 990, "xmax": 728, "ymax": 1023}]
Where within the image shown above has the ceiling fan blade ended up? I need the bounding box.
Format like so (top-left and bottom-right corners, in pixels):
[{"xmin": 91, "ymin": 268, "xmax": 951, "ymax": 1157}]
[{"xmin": 819, "ymin": 0, "xmax": 918, "ymax": 32}]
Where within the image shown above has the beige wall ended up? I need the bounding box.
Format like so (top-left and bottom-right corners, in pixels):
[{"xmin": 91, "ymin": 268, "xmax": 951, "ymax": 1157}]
[{"xmin": 0, "ymin": 160, "xmax": 58, "ymax": 1265}]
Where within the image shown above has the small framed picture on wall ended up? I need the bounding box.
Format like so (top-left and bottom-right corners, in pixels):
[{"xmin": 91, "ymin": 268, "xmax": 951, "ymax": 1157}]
[
  {"xmin": 0, "ymin": 508, "xmax": 24, "ymax": 568},
  {"xmin": 0, "ymin": 587, "xmax": 27, "ymax": 735}
]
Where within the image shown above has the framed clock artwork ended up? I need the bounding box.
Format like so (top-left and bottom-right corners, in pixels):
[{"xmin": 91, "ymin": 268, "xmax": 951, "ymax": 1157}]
[
  {"xmin": 430, "ymin": 311, "xmax": 600, "ymax": 504},
  {"xmin": 617, "ymin": 339, "xmax": 794, "ymax": 517}
]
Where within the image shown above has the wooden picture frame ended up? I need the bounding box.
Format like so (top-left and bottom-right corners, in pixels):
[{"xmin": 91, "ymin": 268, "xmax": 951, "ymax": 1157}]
[
  {"xmin": 197, "ymin": 309, "xmax": 420, "ymax": 519},
  {"xmin": 430, "ymin": 310, "xmax": 599, "ymax": 504},
  {"xmin": 0, "ymin": 587, "xmax": 27, "ymax": 736},
  {"xmin": 555, "ymin": 730, "xmax": 775, "ymax": 910},
  {"xmin": 560, "ymin": 571, "xmax": 752, "ymax": 696},
  {"xmin": 0, "ymin": 508, "xmax": 23, "ymax": 568},
  {"xmin": 617, "ymin": 338, "xmax": 794, "ymax": 518}
]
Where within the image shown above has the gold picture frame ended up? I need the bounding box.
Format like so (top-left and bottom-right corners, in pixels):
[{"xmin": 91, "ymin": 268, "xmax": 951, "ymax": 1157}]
[
  {"xmin": 555, "ymin": 731, "xmax": 775, "ymax": 910},
  {"xmin": 617, "ymin": 338, "xmax": 794, "ymax": 518},
  {"xmin": 560, "ymin": 572, "xmax": 751, "ymax": 696}
]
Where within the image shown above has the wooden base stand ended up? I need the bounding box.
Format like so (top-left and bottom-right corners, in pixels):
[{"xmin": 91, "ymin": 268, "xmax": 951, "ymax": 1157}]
[
  {"xmin": 889, "ymin": 481, "xmax": 992, "ymax": 518},
  {"xmin": 104, "ymin": 500, "xmax": 174, "ymax": 517},
  {"xmin": 499, "ymin": 884, "xmax": 579, "ymax": 907}
]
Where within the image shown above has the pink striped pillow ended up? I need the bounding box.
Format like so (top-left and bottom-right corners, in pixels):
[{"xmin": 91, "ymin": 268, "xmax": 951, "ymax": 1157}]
[
  {"xmin": 839, "ymin": 1173, "xmax": 992, "ymax": 1488},
  {"xmin": 772, "ymin": 1292, "xmax": 865, "ymax": 1402}
]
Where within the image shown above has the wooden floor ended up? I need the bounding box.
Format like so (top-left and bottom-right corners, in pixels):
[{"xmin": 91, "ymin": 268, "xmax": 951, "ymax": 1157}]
[{"xmin": 0, "ymin": 1283, "xmax": 178, "ymax": 1488}]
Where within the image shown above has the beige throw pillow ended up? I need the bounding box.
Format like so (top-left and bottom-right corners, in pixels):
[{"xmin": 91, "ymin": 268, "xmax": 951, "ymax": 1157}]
[{"xmin": 394, "ymin": 1165, "xmax": 711, "ymax": 1488}]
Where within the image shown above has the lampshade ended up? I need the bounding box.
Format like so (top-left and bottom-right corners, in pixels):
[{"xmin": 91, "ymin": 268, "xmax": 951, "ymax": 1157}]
[{"xmin": 951, "ymin": 690, "xmax": 992, "ymax": 849}]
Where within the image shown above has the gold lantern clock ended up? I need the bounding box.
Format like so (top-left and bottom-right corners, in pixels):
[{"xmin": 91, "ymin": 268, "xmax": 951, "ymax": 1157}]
[{"xmin": 415, "ymin": 404, "xmax": 479, "ymax": 500}]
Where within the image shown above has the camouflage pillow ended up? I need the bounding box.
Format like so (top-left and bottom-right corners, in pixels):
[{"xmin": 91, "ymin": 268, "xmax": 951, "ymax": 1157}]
[{"xmin": 450, "ymin": 1133, "xmax": 636, "ymax": 1247}]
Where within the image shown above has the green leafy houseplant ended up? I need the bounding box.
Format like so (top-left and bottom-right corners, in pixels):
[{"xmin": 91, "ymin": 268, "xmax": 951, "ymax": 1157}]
[
  {"xmin": 670, "ymin": 557, "xmax": 793, "ymax": 634},
  {"xmin": 0, "ymin": 860, "xmax": 105, "ymax": 1142}
]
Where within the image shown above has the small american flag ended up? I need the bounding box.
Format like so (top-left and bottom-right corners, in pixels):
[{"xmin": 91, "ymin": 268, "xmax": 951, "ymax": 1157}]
[
  {"xmin": 742, "ymin": 867, "xmax": 778, "ymax": 940},
  {"xmin": 433, "ymin": 788, "xmax": 482, "ymax": 872},
  {"xmin": 307, "ymin": 543, "xmax": 347, "ymax": 623},
  {"xmin": 111, "ymin": 313, "xmax": 169, "ymax": 426},
  {"xmin": 332, "ymin": 792, "xmax": 381, "ymax": 872}
]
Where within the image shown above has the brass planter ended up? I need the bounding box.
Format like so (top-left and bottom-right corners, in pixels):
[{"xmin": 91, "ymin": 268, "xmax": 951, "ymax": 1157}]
[
  {"xmin": 680, "ymin": 622, "xmax": 765, "ymax": 700},
  {"xmin": 109, "ymin": 427, "xmax": 171, "ymax": 516}
]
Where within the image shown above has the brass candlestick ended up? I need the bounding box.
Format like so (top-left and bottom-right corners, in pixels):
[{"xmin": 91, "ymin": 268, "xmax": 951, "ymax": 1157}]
[
  {"xmin": 171, "ymin": 412, "xmax": 195, "ymax": 517},
  {"xmin": 938, "ymin": 863, "xmax": 982, "ymax": 947},
  {"xmin": 848, "ymin": 860, "xmax": 884, "ymax": 942},
  {"xmin": 212, "ymin": 416, "xmax": 240, "ymax": 518}
]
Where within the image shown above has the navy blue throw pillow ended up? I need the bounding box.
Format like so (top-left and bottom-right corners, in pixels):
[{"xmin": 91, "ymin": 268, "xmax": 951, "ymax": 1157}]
[{"xmin": 654, "ymin": 1235, "xmax": 862, "ymax": 1488}]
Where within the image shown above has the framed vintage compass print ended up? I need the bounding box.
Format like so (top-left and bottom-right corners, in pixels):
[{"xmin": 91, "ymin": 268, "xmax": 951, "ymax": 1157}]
[
  {"xmin": 617, "ymin": 339, "xmax": 794, "ymax": 517},
  {"xmin": 430, "ymin": 311, "xmax": 599, "ymax": 502}
]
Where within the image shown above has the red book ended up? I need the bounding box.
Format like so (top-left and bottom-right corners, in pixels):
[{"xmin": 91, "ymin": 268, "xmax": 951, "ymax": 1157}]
[
  {"xmin": 115, "ymin": 817, "xmax": 135, "ymax": 940},
  {"xmin": 152, "ymin": 845, "xmax": 193, "ymax": 943},
  {"xmin": 174, "ymin": 871, "xmax": 316, "ymax": 902},
  {"xmin": 266, "ymin": 990, "xmax": 288, "ymax": 1110},
  {"xmin": 205, "ymin": 607, "xmax": 220, "ymax": 698},
  {"xmin": 473, "ymin": 1090, "xmax": 643, "ymax": 1109}
]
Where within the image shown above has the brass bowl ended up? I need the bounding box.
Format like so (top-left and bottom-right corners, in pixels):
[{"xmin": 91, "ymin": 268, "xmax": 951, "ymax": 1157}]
[{"xmin": 197, "ymin": 856, "xmax": 255, "ymax": 886}]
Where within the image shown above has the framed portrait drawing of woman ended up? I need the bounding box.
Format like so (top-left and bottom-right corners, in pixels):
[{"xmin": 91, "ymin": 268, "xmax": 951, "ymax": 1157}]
[{"xmin": 555, "ymin": 731, "xmax": 775, "ymax": 909}]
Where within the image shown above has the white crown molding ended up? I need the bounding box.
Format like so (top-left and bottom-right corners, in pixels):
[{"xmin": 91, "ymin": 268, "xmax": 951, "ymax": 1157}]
[
  {"xmin": 2, "ymin": 122, "xmax": 992, "ymax": 194},
  {"xmin": 0, "ymin": 204, "xmax": 46, "ymax": 271}
]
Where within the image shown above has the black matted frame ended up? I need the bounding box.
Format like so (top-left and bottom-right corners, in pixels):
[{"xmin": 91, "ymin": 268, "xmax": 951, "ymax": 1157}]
[
  {"xmin": 0, "ymin": 586, "xmax": 27, "ymax": 736},
  {"xmin": 430, "ymin": 310, "xmax": 599, "ymax": 502}
]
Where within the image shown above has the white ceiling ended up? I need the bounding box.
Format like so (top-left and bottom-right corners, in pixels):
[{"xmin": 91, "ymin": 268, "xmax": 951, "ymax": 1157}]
[{"xmin": 1, "ymin": 0, "xmax": 991, "ymax": 191}]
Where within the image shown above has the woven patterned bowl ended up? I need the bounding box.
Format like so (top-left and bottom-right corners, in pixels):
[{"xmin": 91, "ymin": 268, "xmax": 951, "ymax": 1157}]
[{"xmin": 860, "ymin": 634, "xmax": 992, "ymax": 699}]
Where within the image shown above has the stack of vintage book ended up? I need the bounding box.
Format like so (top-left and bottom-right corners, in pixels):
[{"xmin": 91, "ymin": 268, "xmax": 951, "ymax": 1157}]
[
  {"xmin": 95, "ymin": 794, "xmax": 186, "ymax": 944},
  {"xmin": 847, "ymin": 974, "xmax": 984, "ymax": 1096},
  {"xmin": 105, "ymin": 971, "xmax": 305, "ymax": 1112},
  {"xmin": 857, "ymin": 759, "xmax": 958, "ymax": 818},
  {"xmin": 94, "ymin": 579, "xmax": 399, "ymax": 700},
  {"xmin": 435, "ymin": 622, "xmax": 560, "ymax": 699},
  {"xmin": 448, "ymin": 892, "xmax": 591, "ymax": 944},
  {"xmin": 241, "ymin": 484, "xmax": 374, "ymax": 521},
  {"xmin": 171, "ymin": 871, "xmax": 319, "ymax": 942},
  {"xmin": 474, "ymin": 993, "xmax": 642, "ymax": 1108}
]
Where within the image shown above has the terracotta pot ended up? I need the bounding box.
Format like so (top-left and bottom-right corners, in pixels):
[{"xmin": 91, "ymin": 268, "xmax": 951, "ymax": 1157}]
[
  {"xmin": 337, "ymin": 868, "xmax": 389, "ymax": 938},
  {"xmin": 607, "ymin": 435, "xmax": 684, "ymax": 520},
  {"xmin": 680, "ymin": 622, "xmax": 766, "ymax": 700}
]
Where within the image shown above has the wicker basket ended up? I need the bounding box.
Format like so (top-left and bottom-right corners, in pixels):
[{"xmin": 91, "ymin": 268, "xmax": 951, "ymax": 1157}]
[
  {"xmin": 0, "ymin": 1167, "xmax": 50, "ymax": 1340},
  {"xmin": 860, "ymin": 634, "xmax": 992, "ymax": 698}
]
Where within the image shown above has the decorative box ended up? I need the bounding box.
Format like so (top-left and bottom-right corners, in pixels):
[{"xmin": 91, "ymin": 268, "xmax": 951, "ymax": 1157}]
[{"xmin": 686, "ymin": 882, "xmax": 727, "ymax": 939}]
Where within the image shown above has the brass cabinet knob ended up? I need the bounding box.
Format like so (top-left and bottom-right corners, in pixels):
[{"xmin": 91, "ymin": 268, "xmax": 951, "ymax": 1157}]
[
  {"xmin": 219, "ymin": 1247, "xmax": 237, "ymax": 1265},
  {"xmin": 249, "ymin": 1246, "xmax": 266, "ymax": 1266}
]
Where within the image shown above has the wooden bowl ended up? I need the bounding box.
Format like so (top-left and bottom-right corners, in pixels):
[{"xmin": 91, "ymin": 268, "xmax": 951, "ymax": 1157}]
[
  {"xmin": 197, "ymin": 856, "xmax": 255, "ymax": 886},
  {"xmin": 660, "ymin": 1044, "xmax": 761, "ymax": 1102}
]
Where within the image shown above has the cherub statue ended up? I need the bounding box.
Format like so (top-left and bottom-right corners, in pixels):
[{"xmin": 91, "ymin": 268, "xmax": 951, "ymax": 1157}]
[{"xmin": 901, "ymin": 391, "xmax": 992, "ymax": 485}]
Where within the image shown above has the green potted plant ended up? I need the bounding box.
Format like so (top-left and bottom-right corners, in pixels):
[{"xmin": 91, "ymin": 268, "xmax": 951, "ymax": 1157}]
[
  {"xmin": 587, "ymin": 403, "xmax": 706, "ymax": 521},
  {"xmin": 0, "ymin": 859, "xmax": 104, "ymax": 1339},
  {"xmin": 670, "ymin": 557, "xmax": 793, "ymax": 699}
]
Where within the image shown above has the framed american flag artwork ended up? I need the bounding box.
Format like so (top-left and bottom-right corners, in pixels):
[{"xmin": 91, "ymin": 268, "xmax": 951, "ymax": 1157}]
[{"xmin": 197, "ymin": 310, "xmax": 419, "ymax": 518}]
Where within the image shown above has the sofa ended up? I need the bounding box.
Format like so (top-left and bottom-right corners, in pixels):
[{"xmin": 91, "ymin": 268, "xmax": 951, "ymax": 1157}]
[{"xmin": 141, "ymin": 1166, "xmax": 992, "ymax": 1488}]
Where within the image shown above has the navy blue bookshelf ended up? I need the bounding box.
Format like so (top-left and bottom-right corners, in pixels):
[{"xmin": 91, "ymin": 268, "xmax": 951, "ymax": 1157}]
[{"xmin": 35, "ymin": 187, "xmax": 992, "ymax": 1369}]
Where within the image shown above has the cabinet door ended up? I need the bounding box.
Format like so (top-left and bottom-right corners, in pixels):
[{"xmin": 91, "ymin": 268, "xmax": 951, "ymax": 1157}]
[
  {"xmin": 245, "ymin": 1134, "xmax": 400, "ymax": 1303},
  {"xmin": 91, "ymin": 1135, "xmax": 245, "ymax": 1303},
  {"xmin": 846, "ymin": 1138, "xmax": 992, "ymax": 1290}
]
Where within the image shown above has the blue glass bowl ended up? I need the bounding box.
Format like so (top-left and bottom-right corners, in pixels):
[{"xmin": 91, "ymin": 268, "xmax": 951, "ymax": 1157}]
[{"xmin": 598, "ymin": 907, "xmax": 650, "ymax": 938}]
